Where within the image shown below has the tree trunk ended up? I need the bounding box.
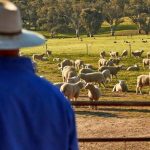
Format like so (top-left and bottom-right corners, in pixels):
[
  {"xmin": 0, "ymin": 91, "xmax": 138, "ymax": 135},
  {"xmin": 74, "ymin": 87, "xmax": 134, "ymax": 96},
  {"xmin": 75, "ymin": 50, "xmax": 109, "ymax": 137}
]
[
  {"xmin": 75, "ymin": 29, "xmax": 80, "ymax": 38},
  {"xmin": 145, "ymin": 30, "xmax": 149, "ymax": 35},
  {"xmin": 110, "ymin": 26, "xmax": 115, "ymax": 36}
]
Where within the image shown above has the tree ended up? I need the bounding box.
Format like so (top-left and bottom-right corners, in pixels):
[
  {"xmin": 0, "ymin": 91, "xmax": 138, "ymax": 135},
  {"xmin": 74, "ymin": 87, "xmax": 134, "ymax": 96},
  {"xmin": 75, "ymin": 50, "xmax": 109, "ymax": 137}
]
[{"xmin": 80, "ymin": 8, "xmax": 103, "ymax": 37}]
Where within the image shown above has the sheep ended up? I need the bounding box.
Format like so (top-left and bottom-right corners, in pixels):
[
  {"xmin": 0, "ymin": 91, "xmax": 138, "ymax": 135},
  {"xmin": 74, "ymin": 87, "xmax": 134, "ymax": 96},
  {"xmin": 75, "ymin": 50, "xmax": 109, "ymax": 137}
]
[
  {"xmin": 83, "ymin": 64, "xmax": 93, "ymax": 69},
  {"xmin": 132, "ymin": 50, "xmax": 144, "ymax": 58},
  {"xmin": 98, "ymin": 66, "xmax": 121, "ymax": 79},
  {"xmin": 67, "ymin": 76, "xmax": 80, "ymax": 83},
  {"xmin": 121, "ymin": 50, "xmax": 128, "ymax": 57},
  {"xmin": 112, "ymin": 80, "xmax": 128, "ymax": 92},
  {"xmin": 106, "ymin": 59, "xmax": 114, "ymax": 66},
  {"xmin": 75, "ymin": 59, "xmax": 84, "ymax": 70},
  {"xmin": 45, "ymin": 50, "xmax": 52, "ymax": 57},
  {"xmin": 102, "ymin": 69, "xmax": 111, "ymax": 82},
  {"xmin": 59, "ymin": 59, "xmax": 74, "ymax": 70},
  {"xmin": 110, "ymin": 51, "xmax": 119, "ymax": 58},
  {"xmin": 147, "ymin": 52, "xmax": 150, "ymax": 58},
  {"xmin": 143, "ymin": 59, "xmax": 150, "ymax": 68},
  {"xmin": 53, "ymin": 82, "xmax": 64, "ymax": 89},
  {"xmin": 127, "ymin": 64, "xmax": 140, "ymax": 71},
  {"xmin": 79, "ymin": 68, "xmax": 94, "ymax": 74},
  {"xmin": 136, "ymin": 75, "xmax": 150, "ymax": 94},
  {"xmin": 53, "ymin": 57, "xmax": 61, "ymax": 62},
  {"xmin": 85, "ymin": 83, "xmax": 101, "ymax": 110},
  {"xmin": 98, "ymin": 58, "xmax": 107, "ymax": 67},
  {"xmin": 62, "ymin": 66, "xmax": 77, "ymax": 82},
  {"xmin": 109, "ymin": 58, "xmax": 121, "ymax": 65},
  {"xmin": 78, "ymin": 72, "xmax": 105, "ymax": 87},
  {"xmin": 32, "ymin": 53, "xmax": 45, "ymax": 61},
  {"xmin": 60, "ymin": 81, "xmax": 85, "ymax": 101},
  {"xmin": 100, "ymin": 51, "xmax": 106, "ymax": 58}
]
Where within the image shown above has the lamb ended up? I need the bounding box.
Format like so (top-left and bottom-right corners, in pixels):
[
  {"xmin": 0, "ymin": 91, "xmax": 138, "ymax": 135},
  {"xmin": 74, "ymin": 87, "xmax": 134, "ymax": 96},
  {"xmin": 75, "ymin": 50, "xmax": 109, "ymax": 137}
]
[
  {"xmin": 60, "ymin": 81, "xmax": 85, "ymax": 100},
  {"xmin": 98, "ymin": 66, "xmax": 121, "ymax": 79},
  {"xmin": 136, "ymin": 75, "xmax": 150, "ymax": 94},
  {"xmin": 79, "ymin": 68, "xmax": 94, "ymax": 74},
  {"xmin": 121, "ymin": 50, "xmax": 128, "ymax": 57},
  {"xmin": 79, "ymin": 72, "xmax": 105, "ymax": 87},
  {"xmin": 132, "ymin": 50, "xmax": 144, "ymax": 58},
  {"xmin": 100, "ymin": 51, "xmax": 106, "ymax": 58},
  {"xmin": 143, "ymin": 59, "xmax": 150, "ymax": 68},
  {"xmin": 62, "ymin": 66, "xmax": 77, "ymax": 82},
  {"xmin": 127, "ymin": 64, "xmax": 140, "ymax": 71},
  {"xmin": 112, "ymin": 80, "xmax": 128, "ymax": 92},
  {"xmin": 147, "ymin": 52, "xmax": 150, "ymax": 58},
  {"xmin": 53, "ymin": 82, "xmax": 64, "ymax": 89},
  {"xmin": 102, "ymin": 69, "xmax": 111, "ymax": 82},
  {"xmin": 110, "ymin": 51, "xmax": 119, "ymax": 58},
  {"xmin": 75, "ymin": 59, "xmax": 84, "ymax": 70},
  {"xmin": 85, "ymin": 83, "xmax": 101, "ymax": 110},
  {"xmin": 67, "ymin": 76, "xmax": 80, "ymax": 83},
  {"xmin": 32, "ymin": 53, "xmax": 45, "ymax": 61}
]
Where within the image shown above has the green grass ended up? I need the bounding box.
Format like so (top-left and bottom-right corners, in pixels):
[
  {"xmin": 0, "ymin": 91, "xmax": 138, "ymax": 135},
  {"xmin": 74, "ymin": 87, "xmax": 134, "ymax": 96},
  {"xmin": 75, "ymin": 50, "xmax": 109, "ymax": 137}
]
[{"xmin": 21, "ymin": 35, "xmax": 150, "ymax": 101}]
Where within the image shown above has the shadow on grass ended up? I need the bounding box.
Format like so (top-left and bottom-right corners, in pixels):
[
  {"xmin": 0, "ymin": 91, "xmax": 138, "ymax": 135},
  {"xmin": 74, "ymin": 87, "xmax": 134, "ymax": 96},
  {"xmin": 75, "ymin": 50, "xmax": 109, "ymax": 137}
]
[{"xmin": 76, "ymin": 110, "xmax": 118, "ymax": 118}]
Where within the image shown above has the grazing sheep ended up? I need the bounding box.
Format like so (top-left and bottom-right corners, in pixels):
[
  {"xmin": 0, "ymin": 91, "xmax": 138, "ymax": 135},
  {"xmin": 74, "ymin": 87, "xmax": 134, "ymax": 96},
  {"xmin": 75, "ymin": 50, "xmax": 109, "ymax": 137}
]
[
  {"xmin": 147, "ymin": 52, "xmax": 150, "ymax": 58},
  {"xmin": 85, "ymin": 83, "xmax": 101, "ymax": 110},
  {"xmin": 32, "ymin": 53, "xmax": 45, "ymax": 61},
  {"xmin": 100, "ymin": 51, "xmax": 106, "ymax": 58},
  {"xmin": 112, "ymin": 80, "xmax": 128, "ymax": 92},
  {"xmin": 60, "ymin": 59, "xmax": 74, "ymax": 70},
  {"xmin": 53, "ymin": 82, "xmax": 64, "ymax": 89},
  {"xmin": 102, "ymin": 69, "xmax": 111, "ymax": 82},
  {"xmin": 127, "ymin": 64, "xmax": 140, "ymax": 71},
  {"xmin": 143, "ymin": 59, "xmax": 150, "ymax": 68},
  {"xmin": 75, "ymin": 59, "xmax": 84, "ymax": 70},
  {"xmin": 79, "ymin": 68, "xmax": 94, "ymax": 74},
  {"xmin": 60, "ymin": 81, "xmax": 85, "ymax": 100},
  {"xmin": 62, "ymin": 66, "xmax": 77, "ymax": 82},
  {"xmin": 136, "ymin": 75, "xmax": 150, "ymax": 94},
  {"xmin": 121, "ymin": 50, "xmax": 128, "ymax": 57},
  {"xmin": 110, "ymin": 51, "xmax": 119, "ymax": 58},
  {"xmin": 132, "ymin": 50, "xmax": 144, "ymax": 58},
  {"xmin": 53, "ymin": 57, "xmax": 61, "ymax": 62},
  {"xmin": 99, "ymin": 66, "xmax": 121, "ymax": 79},
  {"xmin": 67, "ymin": 76, "xmax": 80, "ymax": 83},
  {"xmin": 79, "ymin": 72, "xmax": 105, "ymax": 87},
  {"xmin": 46, "ymin": 50, "xmax": 52, "ymax": 57}
]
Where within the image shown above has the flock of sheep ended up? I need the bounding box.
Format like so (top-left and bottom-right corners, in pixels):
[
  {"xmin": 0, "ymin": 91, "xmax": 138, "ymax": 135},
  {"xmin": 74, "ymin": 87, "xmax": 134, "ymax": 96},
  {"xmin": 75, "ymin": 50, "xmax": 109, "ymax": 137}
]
[{"xmin": 31, "ymin": 48, "xmax": 150, "ymax": 107}]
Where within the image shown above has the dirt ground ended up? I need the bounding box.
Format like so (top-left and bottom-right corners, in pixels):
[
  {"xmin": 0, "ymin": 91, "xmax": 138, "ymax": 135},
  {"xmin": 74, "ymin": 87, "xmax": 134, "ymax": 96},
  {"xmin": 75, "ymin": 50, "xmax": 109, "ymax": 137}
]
[{"xmin": 75, "ymin": 105, "xmax": 150, "ymax": 150}]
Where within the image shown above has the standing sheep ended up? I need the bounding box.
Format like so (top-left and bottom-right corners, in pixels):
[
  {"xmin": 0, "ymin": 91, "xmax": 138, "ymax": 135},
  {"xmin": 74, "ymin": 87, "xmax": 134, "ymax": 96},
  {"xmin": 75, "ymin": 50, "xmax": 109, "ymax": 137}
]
[
  {"xmin": 75, "ymin": 59, "xmax": 84, "ymax": 70},
  {"xmin": 60, "ymin": 81, "xmax": 85, "ymax": 100},
  {"xmin": 102, "ymin": 69, "xmax": 111, "ymax": 82},
  {"xmin": 147, "ymin": 52, "xmax": 150, "ymax": 58},
  {"xmin": 136, "ymin": 75, "xmax": 150, "ymax": 94},
  {"xmin": 112, "ymin": 80, "xmax": 128, "ymax": 92},
  {"xmin": 132, "ymin": 50, "xmax": 144, "ymax": 58},
  {"xmin": 143, "ymin": 59, "xmax": 150, "ymax": 68},
  {"xmin": 85, "ymin": 83, "xmax": 101, "ymax": 110},
  {"xmin": 79, "ymin": 68, "xmax": 94, "ymax": 74},
  {"xmin": 110, "ymin": 51, "xmax": 119, "ymax": 58},
  {"xmin": 32, "ymin": 53, "xmax": 45, "ymax": 61},
  {"xmin": 100, "ymin": 51, "xmax": 106, "ymax": 58}
]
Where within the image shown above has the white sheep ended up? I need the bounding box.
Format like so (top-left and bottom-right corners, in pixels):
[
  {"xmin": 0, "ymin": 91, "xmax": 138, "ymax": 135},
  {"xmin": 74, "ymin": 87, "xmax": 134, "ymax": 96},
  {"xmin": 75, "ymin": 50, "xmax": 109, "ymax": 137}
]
[
  {"xmin": 60, "ymin": 59, "xmax": 74, "ymax": 70},
  {"xmin": 127, "ymin": 64, "xmax": 140, "ymax": 71},
  {"xmin": 132, "ymin": 50, "xmax": 144, "ymax": 58},
  {"xmin": 60, "ymin": 81, "xmax": 85, "ymax": 100},
  {"xmin": 98, "ymin": 58, "xmax": 107, "ymax": 67},
  {"xmin": 110, "ymin": 51, "xmax": 119, "ymax": 58},
  {"xmin": 75, "ymin": 59, "xmax": 84, "ymax": 70},
  {"xmin": 100, "ymin": 51, "xmax": 106, "ymax": 58},
  {"xmin": 112, "ymin": 80, "xmax": 128, "ymax": 92},
  {"xmin": 67, "ymin": 76, "xmax": 80, "ymax": 83},
  {"xmin": 79, "ymin": 68, "xmax": 94, "ymax": 74},
  {"xmin": 102, "ymin": 69, "xmax": 111, "ymax": 82},
  {"xmin": 136, "ymin": 75, "xmax": 150, "ymax": 94},
  {"xmin": 85, "ymin": 83, "xmax": 101, "ymax": 110},
  {"xmin": 79, "ymin": 72, "xmax": 105, "ymax": 87},
  {"xmin": 143, "ymin": 59, "xmax": 150, "ymax": 68}
]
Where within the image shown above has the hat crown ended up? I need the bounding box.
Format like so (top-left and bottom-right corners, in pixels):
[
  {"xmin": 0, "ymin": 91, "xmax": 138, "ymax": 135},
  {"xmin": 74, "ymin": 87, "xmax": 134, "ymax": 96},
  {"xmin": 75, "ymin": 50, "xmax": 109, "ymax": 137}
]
[{"xmin": 0, "ymin": 0, "xmax": 22, "ymax": 34}]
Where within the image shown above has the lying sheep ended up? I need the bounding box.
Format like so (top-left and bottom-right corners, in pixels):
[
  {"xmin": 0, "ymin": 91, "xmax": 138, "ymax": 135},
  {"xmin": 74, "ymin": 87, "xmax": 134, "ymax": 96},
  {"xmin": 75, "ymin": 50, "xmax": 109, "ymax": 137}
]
[
  {"xmin": 127, "ymin": 64, "xmax": 139, "ymax": 71},
  {"xmin": 62, "ymin": 66, "xmax": 77, "ymax": 82},
  {"xmin": 102, "ymin": 69, "xmax": 111, "ymax": 82},
  {"xmin": 143, "ymin": 59, "xmax": 150, "ymax": 68},
  {"xmin": 98, "ymin": 66, "xmax": 121, "ymax": 79},
  {"xmin": 112, "ymin": 80, "xmax": 128, "ymax": 92},
  {"xmin": 121, "ymin": 50, "xmax": 128, "ymax": 57},
  {"xmin": 100, "ymin": 51, "xmax": 106, "ymax": 58},
  {"xmin": 79, "ymin": 68, "xmax": 94, "ymax": 74},
  {"xmin": 85, "ymin": 83, "xmax": 101, "ymax": 110},
  {"xmin": 67, "ymin": 76, "xmax": 80, "ymax": 83},
  {"xmin": 32, "ymin": 53, "xmax": 45, "ymax": 61},
  {"xmin": 132, "ymin": 50, "xmax": 144, "ymax": 58},
  {"xmin": 75, "ymin": 59, "xmax": 84, "ymax": 70},
  {"xmin": 79, "ymin": 72, "xmax": 105, "ymax": 87},
  {"xmin": 60, "ymin": 81, "xmax": 85, "ymax": 100},
  {"xmin": 110, "ymin": 51, "xmax": 119, "ymax": 58},
  {"xmin": 136, "ymin": 75, "xmax": 150, "ymax": 94},
  {"xmin": 147, "ymin": 52, "xmax": 150, "ymax": 58},
  {"xmin": 53, "ymin": 82, "xmax": 64, "ymax": 89}
]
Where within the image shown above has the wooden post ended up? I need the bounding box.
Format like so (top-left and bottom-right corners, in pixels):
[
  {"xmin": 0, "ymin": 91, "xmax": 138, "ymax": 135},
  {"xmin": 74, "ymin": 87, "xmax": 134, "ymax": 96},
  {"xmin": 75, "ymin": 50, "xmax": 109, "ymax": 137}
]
[{"xmin": 129, "ymin": 43, "xmax": 131, "ymax": 58}]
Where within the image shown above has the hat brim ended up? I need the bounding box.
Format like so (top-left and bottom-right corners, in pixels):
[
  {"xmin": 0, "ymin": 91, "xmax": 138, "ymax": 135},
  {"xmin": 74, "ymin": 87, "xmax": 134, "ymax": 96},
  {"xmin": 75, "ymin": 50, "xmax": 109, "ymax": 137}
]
[{"xmin": 0, "ymin": 29, "xmax": 45, "ymax": 50}]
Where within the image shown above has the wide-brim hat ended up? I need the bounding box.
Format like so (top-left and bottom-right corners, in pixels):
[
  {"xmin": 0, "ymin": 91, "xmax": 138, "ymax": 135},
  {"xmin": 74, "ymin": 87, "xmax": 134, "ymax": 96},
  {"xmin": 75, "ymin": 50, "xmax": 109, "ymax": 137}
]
[{"xmin": 0, "ymin": 0, "xmax": 45, "ymax": 50}]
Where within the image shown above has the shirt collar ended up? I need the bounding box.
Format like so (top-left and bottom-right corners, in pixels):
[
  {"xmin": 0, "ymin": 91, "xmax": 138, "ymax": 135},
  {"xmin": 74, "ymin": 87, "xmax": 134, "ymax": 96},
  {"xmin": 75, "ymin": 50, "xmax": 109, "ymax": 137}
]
[{"xmin": 0, "ymin": 56, "xmax": 34, "ymax": 73}]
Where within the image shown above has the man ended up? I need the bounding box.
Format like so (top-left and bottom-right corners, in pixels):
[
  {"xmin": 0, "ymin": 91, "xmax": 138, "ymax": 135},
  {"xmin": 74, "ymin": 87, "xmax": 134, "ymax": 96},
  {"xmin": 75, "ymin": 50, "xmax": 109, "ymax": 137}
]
[{"xmin": 0, "ymin": 1, "xmax": 78, "ymax": 150}]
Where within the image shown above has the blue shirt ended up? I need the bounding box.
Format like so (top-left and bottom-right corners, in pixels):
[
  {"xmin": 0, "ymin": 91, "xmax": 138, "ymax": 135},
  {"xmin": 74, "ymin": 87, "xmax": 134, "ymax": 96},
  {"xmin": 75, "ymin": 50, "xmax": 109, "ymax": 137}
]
[{"xmin": 0, "ymin": 57, "xmax": 78, "ymax": 150}]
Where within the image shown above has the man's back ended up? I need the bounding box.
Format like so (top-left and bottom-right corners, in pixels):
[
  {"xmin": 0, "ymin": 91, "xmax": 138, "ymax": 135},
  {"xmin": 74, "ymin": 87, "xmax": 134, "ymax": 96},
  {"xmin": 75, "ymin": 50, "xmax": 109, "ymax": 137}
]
[{"xmin": 0, "ymin": 57, "xmax": 78, "ymax": 150}]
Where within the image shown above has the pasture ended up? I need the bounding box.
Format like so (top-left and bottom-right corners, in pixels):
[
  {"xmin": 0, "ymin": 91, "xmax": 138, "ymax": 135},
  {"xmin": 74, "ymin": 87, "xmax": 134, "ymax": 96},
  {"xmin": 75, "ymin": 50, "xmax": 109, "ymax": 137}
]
[{"xmin": 22, "ymin": 35, "xmax": 150, "ymax": 150}]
